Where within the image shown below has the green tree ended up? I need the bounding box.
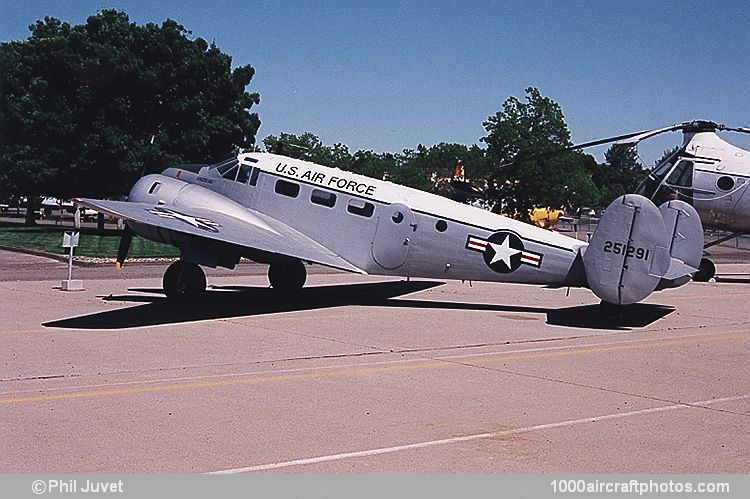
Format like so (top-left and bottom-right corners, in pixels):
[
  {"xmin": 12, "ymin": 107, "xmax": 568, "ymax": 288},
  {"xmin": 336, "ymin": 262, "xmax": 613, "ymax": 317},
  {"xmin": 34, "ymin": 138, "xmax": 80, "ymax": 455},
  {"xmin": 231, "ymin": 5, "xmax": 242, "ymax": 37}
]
[
  {"xmin": 481, "ymin": 87, "xmax": 598, "ymax": 217},
  {"xmin": 263, "ymin": 133, "xmax": 489, "ymax": 196},
  {"xmin": 592, "ymin": 145, "xmax": 646, "ymax": 205},
  {"xmin": 262, "ymin": 131, "xmax": 353, "ymax": 171},
  {"xmin": 654, "ymin": 146, "xmax": 680, "ymax": 167},
  {"xmin": 0, "ymin": 9, "xmax": 260, "ymax": 221}
]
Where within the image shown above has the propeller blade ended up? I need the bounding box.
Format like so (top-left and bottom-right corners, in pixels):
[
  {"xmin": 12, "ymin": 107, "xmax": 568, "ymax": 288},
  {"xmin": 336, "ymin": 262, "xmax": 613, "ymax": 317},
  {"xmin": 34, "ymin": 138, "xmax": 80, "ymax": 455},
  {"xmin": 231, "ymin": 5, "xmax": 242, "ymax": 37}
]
[{"xmin": 115, "ymin": 227, "xmax": 133, "ymax": 272}]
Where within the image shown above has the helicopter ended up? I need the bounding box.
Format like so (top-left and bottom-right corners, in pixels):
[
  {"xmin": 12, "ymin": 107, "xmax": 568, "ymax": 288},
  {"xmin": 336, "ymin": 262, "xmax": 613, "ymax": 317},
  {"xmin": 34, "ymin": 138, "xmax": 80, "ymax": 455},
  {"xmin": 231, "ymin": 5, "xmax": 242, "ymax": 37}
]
[
  {"xmin": 608, "ymin": 120, "xmax": 750, "ymax": 281},
  {"xmin": 503, "ymin": 120, "xmax": 750, "ymax": 281}
]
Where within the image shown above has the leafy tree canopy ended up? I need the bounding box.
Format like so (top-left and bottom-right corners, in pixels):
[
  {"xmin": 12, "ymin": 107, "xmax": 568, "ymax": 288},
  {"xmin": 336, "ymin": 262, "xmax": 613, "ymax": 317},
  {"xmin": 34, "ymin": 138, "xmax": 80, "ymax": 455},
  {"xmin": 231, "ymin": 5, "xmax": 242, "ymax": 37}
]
[
  {"xmin": 654, "ymin": 146, "xmax": 680, "ymax": 167},
  {"xmin": 0, "ymin": 9, "xmax": 260, "ymax": 201},
  {"xmin": 263, "ymin": 132, "xmax": 488, "ymax": 196},
  {"xmin": 481, "ymin": 87, "xmax": 599, "ymax": 217},
  {"xmin": 589, "ymin": 145, "xmax": 646, "ymax": 205}
]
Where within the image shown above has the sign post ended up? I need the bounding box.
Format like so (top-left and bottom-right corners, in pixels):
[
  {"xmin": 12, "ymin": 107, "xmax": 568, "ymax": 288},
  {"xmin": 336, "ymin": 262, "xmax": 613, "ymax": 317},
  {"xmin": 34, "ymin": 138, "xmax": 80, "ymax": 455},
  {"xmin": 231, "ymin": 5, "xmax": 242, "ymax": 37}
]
[{"xmin": 61, "ymin": 231, "xmax": 84, "ymax": 291}]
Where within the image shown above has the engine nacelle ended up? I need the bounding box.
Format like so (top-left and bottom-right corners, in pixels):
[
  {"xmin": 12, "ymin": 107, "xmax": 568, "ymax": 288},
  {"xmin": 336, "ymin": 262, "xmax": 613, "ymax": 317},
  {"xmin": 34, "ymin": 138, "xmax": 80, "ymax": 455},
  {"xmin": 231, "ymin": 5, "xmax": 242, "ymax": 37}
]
[
  {"xmin": 128, "ymin": 174, "xmax": 272, "ymax": 230},
  {"xmin": 125, "ymin": 174, "xmax": 272, "ymax": 268}
]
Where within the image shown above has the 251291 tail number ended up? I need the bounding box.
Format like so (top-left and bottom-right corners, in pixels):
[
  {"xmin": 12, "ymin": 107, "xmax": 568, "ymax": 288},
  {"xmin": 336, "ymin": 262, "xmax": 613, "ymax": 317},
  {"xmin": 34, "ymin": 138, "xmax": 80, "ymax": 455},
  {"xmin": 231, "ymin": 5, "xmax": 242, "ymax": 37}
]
[{"xmin": 603, "ymin": 241, "xmax": 650, "ymax": 261}]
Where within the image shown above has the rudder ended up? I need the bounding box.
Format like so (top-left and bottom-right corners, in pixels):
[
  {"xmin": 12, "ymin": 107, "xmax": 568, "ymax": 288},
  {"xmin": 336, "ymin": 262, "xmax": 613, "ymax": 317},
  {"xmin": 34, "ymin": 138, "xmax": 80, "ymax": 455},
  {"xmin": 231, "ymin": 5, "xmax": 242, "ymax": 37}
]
[{"xmin": 657, "ymin": 199, "xmax": 703, "ymax": 289}]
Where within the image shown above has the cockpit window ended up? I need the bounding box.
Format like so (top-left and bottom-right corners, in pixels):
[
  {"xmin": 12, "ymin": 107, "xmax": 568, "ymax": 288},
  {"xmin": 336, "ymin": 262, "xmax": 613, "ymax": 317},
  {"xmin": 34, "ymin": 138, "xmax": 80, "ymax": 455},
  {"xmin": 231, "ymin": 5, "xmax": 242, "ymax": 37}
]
[
  {"xmin": 652, "ymin": 155, "xmax": 677, "ymax": 180},
  {"xmin": 209, "ymin": 157, "xmax": 239, "ymax": 174},
  {"xmin": 220, "ymin": 164, "xmax": 239, "ymax": 181},
  {"xmin": 636, "ymin": 157, "xmax": 695, "ymax": 206},
  {"xmin": 237, "ymin": 164, "xmax": 253, "ymax": 183},
  {"xmin": 666, "ymin": 160, "xmax": 693, "ymax": 188},
  {"xmin": 211, "ymin": 157, "xmax": 237, "ymax": 168},
  {"xmin": 636, "ymin": 151, "xmax": 678, "ymax": 198}
]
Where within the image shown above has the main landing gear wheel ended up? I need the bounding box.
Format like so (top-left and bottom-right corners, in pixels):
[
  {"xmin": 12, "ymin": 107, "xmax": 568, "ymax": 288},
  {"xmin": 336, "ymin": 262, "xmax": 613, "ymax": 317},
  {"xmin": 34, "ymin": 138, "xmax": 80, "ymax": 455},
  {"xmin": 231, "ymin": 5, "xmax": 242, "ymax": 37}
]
[
  {"xmin": 268, "ymin": 259, "xmax": 306, "ymax": 294},
  {"xmin": 692, "ymin": 258, "xmax": 716, "ymax": 282},
  {"xmin": 163, "ymin": 261, "xmax": 206, "ymax": 301}
]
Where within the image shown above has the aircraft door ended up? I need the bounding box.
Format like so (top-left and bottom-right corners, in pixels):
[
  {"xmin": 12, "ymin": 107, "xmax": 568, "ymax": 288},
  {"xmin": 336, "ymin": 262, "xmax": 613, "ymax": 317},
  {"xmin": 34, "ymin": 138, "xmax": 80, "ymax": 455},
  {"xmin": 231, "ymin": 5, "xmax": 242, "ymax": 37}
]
[{"xmin": 372, "ymin": 203, "xmax": 415, "ymax": 269}]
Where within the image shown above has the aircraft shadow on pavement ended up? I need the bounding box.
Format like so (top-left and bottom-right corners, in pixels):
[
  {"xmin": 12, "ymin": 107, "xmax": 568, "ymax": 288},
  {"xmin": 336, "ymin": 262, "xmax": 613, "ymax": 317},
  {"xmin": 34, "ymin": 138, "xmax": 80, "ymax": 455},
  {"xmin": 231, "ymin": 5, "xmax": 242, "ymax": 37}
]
[{"xmin": 42, "ymin": 280, "xmax": 674, "ymax": 330}]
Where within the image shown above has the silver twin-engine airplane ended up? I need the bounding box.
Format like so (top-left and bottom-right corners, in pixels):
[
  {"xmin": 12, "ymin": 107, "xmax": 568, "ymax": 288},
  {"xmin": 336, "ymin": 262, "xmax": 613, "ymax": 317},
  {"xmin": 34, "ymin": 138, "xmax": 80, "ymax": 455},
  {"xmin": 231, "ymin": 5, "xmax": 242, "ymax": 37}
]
[{"xmin": 76, "ymin": 152, "xmax": 705, "ymax": 307}]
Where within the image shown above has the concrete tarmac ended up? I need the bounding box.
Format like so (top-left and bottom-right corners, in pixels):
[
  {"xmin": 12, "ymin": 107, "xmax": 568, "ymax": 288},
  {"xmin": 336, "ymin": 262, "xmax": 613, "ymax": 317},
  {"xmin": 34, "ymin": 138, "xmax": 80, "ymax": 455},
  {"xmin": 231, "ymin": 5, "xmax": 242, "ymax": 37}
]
[{"xmin": 0, "ymin": 249, "xmax": 748, "ymax": 473}]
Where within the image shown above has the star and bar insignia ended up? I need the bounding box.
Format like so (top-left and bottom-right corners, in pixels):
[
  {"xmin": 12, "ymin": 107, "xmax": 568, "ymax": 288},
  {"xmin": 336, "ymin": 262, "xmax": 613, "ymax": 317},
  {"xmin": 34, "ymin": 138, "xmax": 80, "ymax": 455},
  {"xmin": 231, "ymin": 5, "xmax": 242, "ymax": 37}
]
[
  {"xmin": 146, "ymin": 207, "xmax": 222, "ymax": 233},
  {"xmin": 466, "ymin": 231, "xmax": 543, "ymax": 273}
]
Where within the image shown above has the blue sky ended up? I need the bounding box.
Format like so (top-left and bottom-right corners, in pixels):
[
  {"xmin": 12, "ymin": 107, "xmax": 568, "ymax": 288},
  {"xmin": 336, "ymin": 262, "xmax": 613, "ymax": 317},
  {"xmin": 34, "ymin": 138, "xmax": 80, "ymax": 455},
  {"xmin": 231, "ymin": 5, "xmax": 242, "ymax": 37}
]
[{"xmin": 2, "ymin": 0, "xmax": 749, "ymax": 165}]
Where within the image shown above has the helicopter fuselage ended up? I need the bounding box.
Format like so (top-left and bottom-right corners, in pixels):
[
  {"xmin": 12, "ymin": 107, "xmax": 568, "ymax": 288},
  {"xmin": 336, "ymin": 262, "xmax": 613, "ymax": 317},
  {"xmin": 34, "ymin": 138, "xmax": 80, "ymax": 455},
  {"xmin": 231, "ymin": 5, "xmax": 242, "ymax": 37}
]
[{"xmin": 635, "ymin": 130, "xmax": 750, "ymax": 233}]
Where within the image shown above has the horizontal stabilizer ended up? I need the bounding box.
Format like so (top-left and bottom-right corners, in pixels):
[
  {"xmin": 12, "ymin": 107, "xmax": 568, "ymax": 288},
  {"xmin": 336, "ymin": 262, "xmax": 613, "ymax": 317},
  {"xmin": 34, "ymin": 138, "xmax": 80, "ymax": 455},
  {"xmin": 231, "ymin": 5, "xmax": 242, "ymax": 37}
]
[{"xmin": 661, "ymin": 259, "xmax": 698, "ymax": 281}]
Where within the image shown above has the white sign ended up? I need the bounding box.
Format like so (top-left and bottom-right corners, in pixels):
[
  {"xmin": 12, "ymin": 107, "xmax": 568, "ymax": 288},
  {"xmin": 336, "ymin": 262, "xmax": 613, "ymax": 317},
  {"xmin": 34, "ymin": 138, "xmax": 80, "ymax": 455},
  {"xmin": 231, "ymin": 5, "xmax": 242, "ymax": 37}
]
[{"xmin": 62, "ymin": 231, "xmax": 80, "ymax": 248}]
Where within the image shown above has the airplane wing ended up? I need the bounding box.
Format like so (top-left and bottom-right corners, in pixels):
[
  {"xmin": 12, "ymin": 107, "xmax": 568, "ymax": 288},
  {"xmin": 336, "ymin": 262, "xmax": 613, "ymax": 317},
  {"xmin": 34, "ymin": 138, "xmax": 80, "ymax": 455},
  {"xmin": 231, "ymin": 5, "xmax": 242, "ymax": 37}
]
[{"xmin": 74, "ymin": 198, "xmax": 365, "ymax": 274}]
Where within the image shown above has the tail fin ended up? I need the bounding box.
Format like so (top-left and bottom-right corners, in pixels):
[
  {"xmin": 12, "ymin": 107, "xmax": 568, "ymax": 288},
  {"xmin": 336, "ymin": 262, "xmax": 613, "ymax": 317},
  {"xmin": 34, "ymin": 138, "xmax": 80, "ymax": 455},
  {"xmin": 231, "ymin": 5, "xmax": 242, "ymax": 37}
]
[
  {"xmin": 582, "ymin": 195, "xmax": 702, "ymax": 305},
  {"xmin": 656, "ymin": 199, "xmax": 702, "ymax": 289}
]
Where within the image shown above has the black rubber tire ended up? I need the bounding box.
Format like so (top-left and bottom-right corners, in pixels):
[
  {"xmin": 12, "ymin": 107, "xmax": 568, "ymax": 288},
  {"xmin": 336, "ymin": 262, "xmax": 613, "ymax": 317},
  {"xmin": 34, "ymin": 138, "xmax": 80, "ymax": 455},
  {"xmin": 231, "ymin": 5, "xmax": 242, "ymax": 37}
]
[
  {"xmin": 163, "ymin": 261, "xmax": 206, "ymax": 301},
  {"xmin": 692, "ymin": 258, "xmax": 715, "ymax": 282},
  {"xmin": 268, "ymin": 260, "xmax": 307, "ymax": 294}
]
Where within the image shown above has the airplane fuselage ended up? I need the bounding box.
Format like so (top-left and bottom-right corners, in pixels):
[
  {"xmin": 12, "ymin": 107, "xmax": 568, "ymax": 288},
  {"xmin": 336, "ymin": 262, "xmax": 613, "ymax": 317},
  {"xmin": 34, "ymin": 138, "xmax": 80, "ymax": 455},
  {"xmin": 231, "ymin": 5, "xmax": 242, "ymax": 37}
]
[
  {"xmin": 148, "ymin": 152, "xmax": 588, "ymax": 287},
  {"xmin": 78, "ymin": 150, "xmax": 703, "ymax": 305}
]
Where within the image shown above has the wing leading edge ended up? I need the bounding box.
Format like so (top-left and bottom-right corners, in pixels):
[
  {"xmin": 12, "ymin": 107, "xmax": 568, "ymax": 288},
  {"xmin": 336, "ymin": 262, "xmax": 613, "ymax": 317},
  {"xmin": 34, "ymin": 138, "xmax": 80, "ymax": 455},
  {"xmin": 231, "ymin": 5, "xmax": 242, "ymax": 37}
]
[{"xmin": 75, "ymin": 198, "xmax": 365, "ymax": 274}]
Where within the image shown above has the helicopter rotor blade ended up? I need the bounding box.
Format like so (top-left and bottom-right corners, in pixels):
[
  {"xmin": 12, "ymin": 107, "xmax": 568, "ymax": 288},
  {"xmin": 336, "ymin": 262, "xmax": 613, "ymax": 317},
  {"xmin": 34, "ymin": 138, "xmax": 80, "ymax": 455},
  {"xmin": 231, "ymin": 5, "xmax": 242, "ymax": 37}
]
[
  {"xmin": 496, "ymin": 120, "xmax": 750, "ymax": 169},
  {"xmin": 496, "ymin": 129, "xmax": 652, "ymax": 168},
  {"xmin": 612, "ymin": 124, "xmax": 687, "ymax": 147},
  {"xmin": 719, "ymin": 125, "xmax": 750, "ymax": 135}
]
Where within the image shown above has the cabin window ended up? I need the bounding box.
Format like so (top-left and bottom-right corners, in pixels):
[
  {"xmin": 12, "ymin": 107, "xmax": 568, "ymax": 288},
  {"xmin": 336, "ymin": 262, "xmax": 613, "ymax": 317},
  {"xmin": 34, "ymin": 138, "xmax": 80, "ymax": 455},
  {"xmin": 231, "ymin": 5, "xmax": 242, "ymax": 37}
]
[
  {"xmin": 249, "ymin": 168, "xmax": 260, "ymax": 186},
  {"xmin": 717, "ymin": 176, "xmax": 735, "ymax": 191},
  {"xmin": 347, "ymin": 198, "xmax": 374, "ymax": 217},
  {"xmin": 435, "ymin": 220, "xmax": 448, "ymax": 232},
  {"xmin": 148, "ymin": 182, "xmax": 161, "ymax": 194},
  {"xmin": 275, "ymin": 179, "xmax": 300, "ymax": 198},
  {"xmin": 237, "ymin": 164, "xmax": 253, "ymax": 184},
  {"xmin": 311, "ymin": 189, "xmax": 336, "ymax": 207},
  {"xmin": 391, "ymin": 211, "xmax": 404, "ymax": 224}
]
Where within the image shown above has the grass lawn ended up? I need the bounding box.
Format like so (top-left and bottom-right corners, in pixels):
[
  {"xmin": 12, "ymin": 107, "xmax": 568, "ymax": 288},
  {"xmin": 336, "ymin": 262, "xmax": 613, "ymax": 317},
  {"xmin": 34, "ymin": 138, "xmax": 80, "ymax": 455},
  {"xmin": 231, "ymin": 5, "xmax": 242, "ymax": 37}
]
[{"xmin": 0, "ymin": 224, "xmax": 179, "ymax": 258}]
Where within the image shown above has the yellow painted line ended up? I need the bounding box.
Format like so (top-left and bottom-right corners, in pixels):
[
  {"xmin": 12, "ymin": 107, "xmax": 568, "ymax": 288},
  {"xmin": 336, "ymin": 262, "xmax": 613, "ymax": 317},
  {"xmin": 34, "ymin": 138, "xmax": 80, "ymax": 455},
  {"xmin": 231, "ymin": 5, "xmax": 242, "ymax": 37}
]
[
  {"xmin": 1, "ymin": 331, "xmax": 748, "ymax": 406},
  {"xmin": 466, "ymin": 331, "xmax": 750, "ymax": 366}
]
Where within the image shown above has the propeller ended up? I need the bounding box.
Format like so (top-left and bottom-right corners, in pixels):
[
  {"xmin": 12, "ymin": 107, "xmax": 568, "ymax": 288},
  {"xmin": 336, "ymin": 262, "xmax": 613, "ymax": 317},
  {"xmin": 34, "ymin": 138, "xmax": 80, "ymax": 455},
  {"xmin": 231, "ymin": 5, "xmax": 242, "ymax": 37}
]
[{"xmin": 115, "ymin": 226, "xmax": 133, "ymax": 272}]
